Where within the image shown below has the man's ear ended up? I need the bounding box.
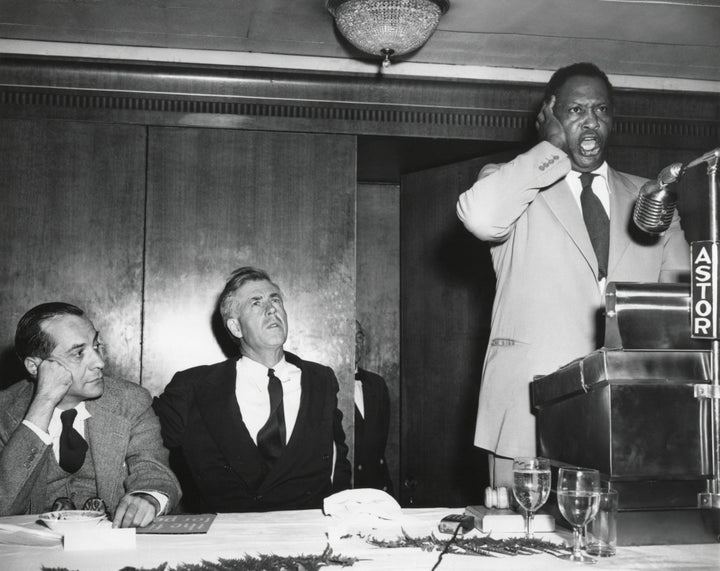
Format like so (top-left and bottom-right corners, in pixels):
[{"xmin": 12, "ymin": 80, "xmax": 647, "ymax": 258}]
[
  {"xmin": 24, "ymin": 357, "xmax": 41, "ymax": 379},
  {"xmin": 226, "ymin": 318, "xmax": 243, "ymax": 340}
]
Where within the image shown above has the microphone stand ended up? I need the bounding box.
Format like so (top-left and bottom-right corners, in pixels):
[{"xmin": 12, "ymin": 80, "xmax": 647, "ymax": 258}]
[{"xmin": 694, "ymin": 149, "xmax": 720, "ymax": 511}]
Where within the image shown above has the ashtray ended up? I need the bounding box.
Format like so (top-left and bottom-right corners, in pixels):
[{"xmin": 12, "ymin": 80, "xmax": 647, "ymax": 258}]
[{"xmin": 38, "ymin": 510, "xmax": 107, "ymax": 532}]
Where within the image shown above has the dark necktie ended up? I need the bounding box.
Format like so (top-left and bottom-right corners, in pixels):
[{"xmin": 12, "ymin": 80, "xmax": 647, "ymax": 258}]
[
  {"xmin": 579, "ymin": 172, "xmax": 609, "ymax": 280},
  {"xmin": 59, "ymin": 408, "xmax": 88, "ymax": 473},
  {"xmin": 256, "ymin": 368, "xmax": 286, "ymax": 467}
]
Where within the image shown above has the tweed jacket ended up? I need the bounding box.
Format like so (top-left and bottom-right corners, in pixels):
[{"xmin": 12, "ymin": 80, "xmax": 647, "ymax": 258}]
[{"xmin": 0, "ymin": 377, "xmax": 181, "ymax": 516}]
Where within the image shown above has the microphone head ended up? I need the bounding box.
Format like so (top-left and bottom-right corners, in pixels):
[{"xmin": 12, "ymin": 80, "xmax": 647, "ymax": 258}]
[{"xmin": 633, "ymin": 180, "xmax": 677, "ymax": 234}]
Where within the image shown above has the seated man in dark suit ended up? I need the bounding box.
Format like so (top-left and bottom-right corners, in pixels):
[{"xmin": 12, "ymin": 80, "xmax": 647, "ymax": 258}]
[
  {"xmin": 0, "ymin": 302, "xmax": 180, "ymax": 527},
  {"xmin": 354, "ymin": 321, "xmax": 393, "ymax": 495},
  {"xmin": 153, "ymin": 266, "xmax": 351, "ymax": 513}
]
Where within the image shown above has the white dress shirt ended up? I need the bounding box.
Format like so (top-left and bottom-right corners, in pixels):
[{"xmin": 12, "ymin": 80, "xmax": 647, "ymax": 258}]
[{"xmin": 235, "ymin": 355, "xmax": 302, "ymax": 444}]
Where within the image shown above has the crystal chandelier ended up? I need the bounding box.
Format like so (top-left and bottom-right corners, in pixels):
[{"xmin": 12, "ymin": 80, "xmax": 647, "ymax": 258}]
[{"xmin": 326, "ymin": 0, "xmax": 450, "ymax": 68}]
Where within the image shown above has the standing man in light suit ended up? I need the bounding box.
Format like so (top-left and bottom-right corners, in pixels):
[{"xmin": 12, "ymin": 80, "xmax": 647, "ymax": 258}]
[
  {"xmin": 456, "ymin": 62, "xmax": 690, "ymax": 488},
  {"xmin": 0, "ymin": 302, "xmax": 180, "ymax": 526},
  {"xmin": 153, "ymin": 266, "xmax": 351, "ymax": 513}
]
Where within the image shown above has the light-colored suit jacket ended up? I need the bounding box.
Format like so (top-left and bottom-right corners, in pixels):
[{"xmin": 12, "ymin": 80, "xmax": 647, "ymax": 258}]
[
  {"xmin": 456, "ymin": 141, "xmax": 690, "ymax": 458},
  {"xmin": 0, "ymin": 377, "xmax": 181, "ymax": 516}
]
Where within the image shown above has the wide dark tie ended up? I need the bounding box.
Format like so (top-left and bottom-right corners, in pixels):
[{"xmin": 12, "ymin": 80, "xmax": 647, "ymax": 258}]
[
  {"xmin": 580, "ymin": 172, "xmax": 609, "ymax": 280},
  {"xmin": 59, "ymin": 408, "xmax": 88, "ymax": 473},
  {"xmin": 256, "ymin": 368, "xmax": 286, "ymax": 467}
]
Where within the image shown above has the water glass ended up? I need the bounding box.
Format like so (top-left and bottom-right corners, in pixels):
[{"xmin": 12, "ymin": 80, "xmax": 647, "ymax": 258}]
[
  {"xmin": 586, "ymin": 488, "xmax": 618, "ymax": 557},
  {"xmin": 511, "ymin": 457, "xmax": 551, "ymax": 539},
  {"xmin": 557, "ymin": 466, "xmax": 601, "ymax": 564}
]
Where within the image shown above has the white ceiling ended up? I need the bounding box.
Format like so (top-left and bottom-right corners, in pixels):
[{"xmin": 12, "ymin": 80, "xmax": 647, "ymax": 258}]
[{"xmin": 1, "ymin": 0, "xmax": 719, "ymax": 90}]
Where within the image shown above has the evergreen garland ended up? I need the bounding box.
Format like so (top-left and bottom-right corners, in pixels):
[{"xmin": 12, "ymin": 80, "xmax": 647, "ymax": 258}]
[
  {"xmin": 42, "ymin": 532, "xmax": 565, "ymax": 571},
  {"xmin": 367, "ymin": 529, "xmax": 567, "ymax": 558}
]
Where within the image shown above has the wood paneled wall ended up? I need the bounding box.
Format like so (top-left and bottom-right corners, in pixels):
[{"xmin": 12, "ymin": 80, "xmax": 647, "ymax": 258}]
[
  {"xmin": 142, "ymin": 127, "xmax": 357, "ymax": 408},
  {"xmin": 0, "ymin": 120, "xmax": 357, "ymax": 443},
  {"xmin": 0, "ymin": 118, "xmax": 146, "ymax": 387},
  {"xmin": 356, "ymin": 182, "xmax": 400, "ymax": 494}
]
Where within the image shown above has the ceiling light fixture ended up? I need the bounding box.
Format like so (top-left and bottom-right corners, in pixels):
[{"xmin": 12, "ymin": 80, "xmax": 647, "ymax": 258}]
[{"xmin": 326, "ymin": 0, "xmax": 450, "ymax": 68}]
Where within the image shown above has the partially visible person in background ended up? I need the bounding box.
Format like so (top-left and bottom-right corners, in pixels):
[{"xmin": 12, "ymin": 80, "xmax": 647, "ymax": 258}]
[{"xmin": 354, "ymin": 321, "xmax": 393, "ymax": 495}]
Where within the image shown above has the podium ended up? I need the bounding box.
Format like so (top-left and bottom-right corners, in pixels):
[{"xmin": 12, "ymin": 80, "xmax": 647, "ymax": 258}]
[{"xmin": 532, "ymin": 282, "xmax": 720, "ymax": 544}]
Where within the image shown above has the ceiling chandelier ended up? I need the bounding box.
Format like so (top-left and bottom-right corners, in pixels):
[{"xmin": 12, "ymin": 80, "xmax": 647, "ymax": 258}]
[{"xmin": 326, "ymin": 0, "xmax": 450, "ymax": 68}]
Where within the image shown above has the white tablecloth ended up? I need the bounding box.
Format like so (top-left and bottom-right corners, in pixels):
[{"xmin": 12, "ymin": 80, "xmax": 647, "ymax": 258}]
[{"xmin": 0, "ymin": 508, "xmax": 718, "ymax": 570}]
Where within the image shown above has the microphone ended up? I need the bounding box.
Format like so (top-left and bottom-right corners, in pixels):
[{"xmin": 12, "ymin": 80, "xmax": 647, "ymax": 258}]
[
  {"xmin": 632, "ymin": 148, "xmax": 720, "ymax": 235},
  {"xmin": 632, "ymin": 163, "xmax": 684, "ymax": 234}
]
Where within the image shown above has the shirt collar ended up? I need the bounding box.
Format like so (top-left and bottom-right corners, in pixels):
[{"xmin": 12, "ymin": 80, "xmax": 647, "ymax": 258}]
[
  {"xmin": 48, "ymin": 401, "xmax": 91, "ymax": 436},
  {"xmin": 568, "ymin": 162, "xmax": 609, "ymax": 183},
  {"xmin": 238, "ymin": 354, "xmax": 290, "ymax": 385}
]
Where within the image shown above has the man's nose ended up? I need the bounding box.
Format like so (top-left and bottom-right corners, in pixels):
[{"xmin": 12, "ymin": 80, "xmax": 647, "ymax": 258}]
[
  {"xmin": 582, "ymin": 109, "xmax": 599, "ymax": 128},
  {"xmin": 90, "ymin": 347, "xmax": 105, "ymax": 369},
  {"xmin": 265, "ymin": 301, "xmax": 277, "ymax": 314}
]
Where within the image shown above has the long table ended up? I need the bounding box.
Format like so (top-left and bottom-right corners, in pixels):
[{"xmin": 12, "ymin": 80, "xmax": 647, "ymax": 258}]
[{"xmin": 0, "ymin": 508, "xmax": 718, "ymax": 570}]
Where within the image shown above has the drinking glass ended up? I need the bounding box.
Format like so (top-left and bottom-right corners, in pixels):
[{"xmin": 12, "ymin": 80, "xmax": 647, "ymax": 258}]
[
  {"xmin": 511, "ymin": 457, "xmax": 551, "ymax": 539},
  {"xmin": 557, "ymin": 467, "xmax": 601, "ymax": 564}
]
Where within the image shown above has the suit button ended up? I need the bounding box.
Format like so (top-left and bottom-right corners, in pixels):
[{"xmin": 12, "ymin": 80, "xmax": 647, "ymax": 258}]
[
  {"xmin": 358, "ymin": 464, "xmax": 363, "ymax": 471},
  {"xmin": 379, "ymin": 459, "xmax": 384, "ymax": 465},
  {"xmin": 539, "ymin": 165, "xmax": 545, "ymax": 171}
]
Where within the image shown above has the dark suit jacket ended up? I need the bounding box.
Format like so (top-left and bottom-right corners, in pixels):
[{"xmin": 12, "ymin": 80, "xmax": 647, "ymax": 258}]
[
  {"xmin": 0, "ymin": 377, "xmax": 181, "ymax": 516},
  {"xmin": 354, "ymin": 368, "xmax": 393, "ymax": 494},
  {"xmin": 153, "ymin": 351, "xmax": 351, "ymax": 513}
]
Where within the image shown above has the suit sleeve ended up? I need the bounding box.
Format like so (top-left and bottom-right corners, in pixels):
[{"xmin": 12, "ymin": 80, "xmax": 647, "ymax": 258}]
[
  {"xmin": 123, "ymin": 387, "xmax": 181, "ymax": 513},
  {"xmin": 456, "ymin": 141, "xmax": 572, "ymax": 242},
  {"xmin": 329, "ymin": 372, "xmax": 352, "ymax": 493},
  {"xmin": 0, "ymin": 422, "xmax": 52, "ymax": 515},
  {"xmin": 152, "ymin": 372, "xmax": 193, "ymax": 450}
]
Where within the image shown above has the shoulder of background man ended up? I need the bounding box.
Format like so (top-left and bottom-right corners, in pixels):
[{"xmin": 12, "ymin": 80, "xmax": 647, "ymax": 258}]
[{"xmin": 356, "ymin": 368, "xmax": 387, "ymax": 388}]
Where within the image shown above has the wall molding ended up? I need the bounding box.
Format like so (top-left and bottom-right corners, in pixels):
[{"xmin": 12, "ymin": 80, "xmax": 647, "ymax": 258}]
[{"xmin": 0, "ymin": 55, "xmax": 718, "ymax": 147}]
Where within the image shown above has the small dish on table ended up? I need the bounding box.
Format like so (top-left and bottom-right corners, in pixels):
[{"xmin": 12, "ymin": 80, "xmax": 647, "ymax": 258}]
[{"xmin": 38, "ymin": 510, "xmax": 106, "ymax": 533}]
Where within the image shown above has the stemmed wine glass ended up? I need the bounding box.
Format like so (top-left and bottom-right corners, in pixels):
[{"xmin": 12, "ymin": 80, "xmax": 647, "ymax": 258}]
[
  {"xmin": 512, "ymin": 457, "xmax": 551, "ymax": 539},
  {"xmin": 557, "ymin": 466, "xmax": 601, "ymax": 564}
]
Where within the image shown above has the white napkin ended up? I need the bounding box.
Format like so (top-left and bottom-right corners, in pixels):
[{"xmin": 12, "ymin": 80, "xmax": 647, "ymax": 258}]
[{"xmin": 323, "ymin": 488, "xmax": 405, "ymax": 541}]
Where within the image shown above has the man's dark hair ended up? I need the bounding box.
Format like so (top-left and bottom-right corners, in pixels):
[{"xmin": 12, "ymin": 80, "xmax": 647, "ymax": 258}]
[
  {"xmin": 218, "ymin": 266, "xmax": 279, "ymax": 326},
  {"xmin": 543, "ymin": 62, "xmax": 613, "ymax": 103},
  {"xmin": 15, "ymin": 302, "xmax": 85, "ymax": 361}
]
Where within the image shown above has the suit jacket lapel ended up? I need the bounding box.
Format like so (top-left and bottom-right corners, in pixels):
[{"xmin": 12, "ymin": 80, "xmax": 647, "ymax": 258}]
[
  {"xmin": 86, "ymin": 395, "xmax": 129, "ymax": 507},
  {"xmin": 607, "ymin": 167, "xmax": 636, "ymax": 277},
  {"xmin": 195, "ymin": 359, "xmax": 259, "ymax": 478},
  {"xmin": 263, "ymin": 353, "xmax": 313, "ymax": 480},
  {"xmin": 540, "ymin": 178, "xmax": 599, "ymax": 277}
]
